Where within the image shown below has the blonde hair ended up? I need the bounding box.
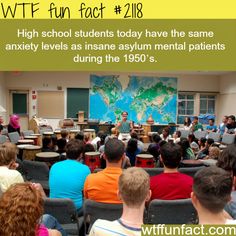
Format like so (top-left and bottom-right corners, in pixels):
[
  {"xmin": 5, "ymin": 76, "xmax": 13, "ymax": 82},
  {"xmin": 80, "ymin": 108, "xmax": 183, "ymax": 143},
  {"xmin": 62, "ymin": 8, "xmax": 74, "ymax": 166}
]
[
  {"xmin": 0, "ymin": 182, "xmax": 43, "ymax": 236},
  {"xmin": 0, "ymin": 142, "xmax": 17, "ymax": 166},
  {"xmin": 119, "ymin": 167, "xmax": 149, "ymax": 207},
  {"xmin": 208, "ymin": 146, "xmax": 220, "ymax": 160}
]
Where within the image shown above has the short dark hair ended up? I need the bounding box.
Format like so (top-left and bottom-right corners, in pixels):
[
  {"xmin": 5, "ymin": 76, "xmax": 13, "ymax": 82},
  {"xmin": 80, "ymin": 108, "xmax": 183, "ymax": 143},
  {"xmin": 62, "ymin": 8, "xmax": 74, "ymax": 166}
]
[
  {"xmin": 122, "ymin": 111, "xmax": 128, "ymax": 115},
  {"xmin": 65, "ymin": 139, "xmax": 84, "ymax": 160},
  {"xmin": 193, "ymin": 166, "xmax": 232, "ymax": 213},
  {"xmin": 57, "ymin": 138, "xmax": 67, "ymax": 150},
  {"xmin": 61, "ymin": 130, "xmax": 69, "ymax": 139},
  {"xmin": 160, "ymin": 143, "xmax": 182, "ymax": 168},
  {"xmin": 175, "ymin": 131, "xmax": 181, "ymax": 138},
  {"xmin": 209, "ymin": 118, "xmax": 215, "ymax": 123},
  {"xmin": 42, "ymin": 137, "xmax": 52, "ymax": 148},
  {"xmin": 193, "ymin": 116, "xmax": 199, "ymax": 120},
  {"xmin": 206, "ymin": 138, "xmax": 214, "ymax": 146},
  {"xmin": 152, "ymin": 134, "xmax": 161, "ymax": 143},
  {"xmin": 130, "ymin": 131, "xmax": 138, "ymax": 140},
  {"xmin": 104, "ymin": 138, "xmax": 124, "ymax": 163},
  {"xmin": 228, "ymin": 115, "xmax": 236, "ymax": 121},
  {"xmin": 75, "ymin": 131, "xmax": 84, "ymax": 141},
  {"xmin": 217, "ymin": 144, "xmax": 236, "ymax": 176}
]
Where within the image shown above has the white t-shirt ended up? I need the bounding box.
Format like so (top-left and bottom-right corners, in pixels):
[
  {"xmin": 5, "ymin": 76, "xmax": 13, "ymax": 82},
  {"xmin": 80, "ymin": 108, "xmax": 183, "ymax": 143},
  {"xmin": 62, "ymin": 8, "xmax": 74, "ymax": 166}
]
[{"xmin": 89, "ymin": 219, "xmax": 141, "ymax": 236}]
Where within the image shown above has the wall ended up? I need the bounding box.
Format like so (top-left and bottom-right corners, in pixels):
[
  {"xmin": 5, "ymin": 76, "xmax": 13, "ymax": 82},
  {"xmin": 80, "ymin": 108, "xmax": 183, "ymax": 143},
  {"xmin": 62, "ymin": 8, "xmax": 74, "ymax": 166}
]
[
  {"xmin": 0, "ymin": 72, "xmax": 7, "ymax": 122},
  {"xmin": 218, "ymin": 72, "xmax": 236, "ymax": 120},
  {"xmin": 4, "ymin": 71, "xmax": 221, "ymax": 129}
]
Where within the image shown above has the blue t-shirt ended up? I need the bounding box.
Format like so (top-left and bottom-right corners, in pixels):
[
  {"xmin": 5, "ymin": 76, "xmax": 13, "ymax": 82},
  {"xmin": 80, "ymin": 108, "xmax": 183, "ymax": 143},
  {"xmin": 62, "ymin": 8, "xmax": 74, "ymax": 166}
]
[
  {"xmin": 49, "ymin": 159, "xmax": 90, "ymax": 209},
  {"xmin": 206, "ymin": 125, "xmax": 217, "ymax": 132}
]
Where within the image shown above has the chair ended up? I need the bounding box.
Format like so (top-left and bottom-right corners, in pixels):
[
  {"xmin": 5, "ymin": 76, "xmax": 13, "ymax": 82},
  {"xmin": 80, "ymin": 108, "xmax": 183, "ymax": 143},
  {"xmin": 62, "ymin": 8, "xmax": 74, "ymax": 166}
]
[
  {"xmin": 221, "ymin": 134, "xmax": 235, "ymax": 145},
  {"xmin": 22, "ymin": 130, "xmax": 34, "ymax": 137},
  {"xmin": 8, "ymin": 131, "xmax": 20, "ymax": 144},
  {"xmin": 83, "ymin": 199, "xmax": 123, "ymax": 233},
  {"xmin": 22, "ymin": 160, "xmax": 49, "ymax": 193},
  {"xmin": 179, "ymin": 166, "xmax": 205, "ymax": 177},
  {"xmin": 147, "ymin": 199, "xmax": 197, "ymax": 224},
  {"xmin": 44, "ymin": 198, "xmax": 80, "ymax": 236},
  {"xmin": 0, "ymin": 134, "xmax": 7, "ymax": 144},
  {"xmin": 180, "ymin": 130, "xmax": 191, "ymax": 139},
  {"xmin": 208, "ymin": 132, "xmax": 221, "ymax": 142},
  {"xmin": 143, "ymin": 168, "xmax": 164, "ymax": 177},
  {"xmin": 193, "ymin": 131, "xmax": 207, "ymax": 140}
]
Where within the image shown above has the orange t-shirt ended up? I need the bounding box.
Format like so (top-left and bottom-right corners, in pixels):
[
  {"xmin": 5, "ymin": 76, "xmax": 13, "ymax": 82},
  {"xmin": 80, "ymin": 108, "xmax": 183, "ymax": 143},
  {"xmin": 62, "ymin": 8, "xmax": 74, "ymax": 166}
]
[{"xmin": 84, "ymin": 167, "xmax": 122, "ymax": 204}]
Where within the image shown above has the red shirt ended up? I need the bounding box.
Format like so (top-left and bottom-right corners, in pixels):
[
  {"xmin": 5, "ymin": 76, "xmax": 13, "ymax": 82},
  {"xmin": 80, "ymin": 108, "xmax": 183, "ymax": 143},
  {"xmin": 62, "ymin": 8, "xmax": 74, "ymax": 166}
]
[{"xmin": 150, "ymin": 172, "xmax": 193, "ymax": 200}]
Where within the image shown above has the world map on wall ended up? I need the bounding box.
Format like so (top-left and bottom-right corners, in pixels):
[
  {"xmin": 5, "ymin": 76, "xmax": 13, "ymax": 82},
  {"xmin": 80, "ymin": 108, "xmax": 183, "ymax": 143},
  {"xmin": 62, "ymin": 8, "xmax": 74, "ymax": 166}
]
[{"xmin": 89, "ymin": 75, "xmax": 177, "ymax": 124}]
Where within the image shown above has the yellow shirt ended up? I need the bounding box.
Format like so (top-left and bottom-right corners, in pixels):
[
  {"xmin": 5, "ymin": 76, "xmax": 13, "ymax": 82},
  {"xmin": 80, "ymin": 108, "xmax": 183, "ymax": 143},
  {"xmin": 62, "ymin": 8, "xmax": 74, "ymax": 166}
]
[{"xmin": 84, "ymin": 167, "xmax": 122, "ymax": 203}]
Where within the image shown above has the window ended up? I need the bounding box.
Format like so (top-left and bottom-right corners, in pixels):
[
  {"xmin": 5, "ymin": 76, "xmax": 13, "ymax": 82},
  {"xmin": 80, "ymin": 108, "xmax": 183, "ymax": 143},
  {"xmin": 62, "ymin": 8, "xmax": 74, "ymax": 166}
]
[
  {"xmin": 177, "ymin": 94, "xmax": 194, "ymax": 124},
  {"xmin": 200, "ymin": 95, "xmax": 216, "ymax": 114}
]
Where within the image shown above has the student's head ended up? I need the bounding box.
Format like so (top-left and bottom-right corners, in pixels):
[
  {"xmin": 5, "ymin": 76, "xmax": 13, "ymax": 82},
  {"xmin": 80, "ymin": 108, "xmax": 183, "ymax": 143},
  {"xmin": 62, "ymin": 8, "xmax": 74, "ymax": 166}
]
[
  {"xmin": 126, "ymin": 138, "xmax": 138, "ymax": 154},
  {"xmin": 152, "ymin": 133, "xmax": 161, "ymax": 143},
  {"xmin": 84, "ymin": 143, "xmax": 95, "ymax": 153},
  {"xmin": 228, "ymin": 115, "xmax": 236, "ymax": 124},
  {"xmin": 42, "ymin": 137, "xmax": 53, "ymax": 149},
  {"xmin": 160, "ymin": 143, "xmax": 182, "ymax": 169},
  {"xmin": 173, "ymin": 131, "xmax": 181, "ymax": 138},
  {"xmin": 118, "ymin": 167, "xmax": 150, "ymax": 208},
  {"xmin": 223, "ymin": 116, "xmax": 228, "ymax": 123},
  {"xmin": 208, "ymin": 146, "xmax": 220, "ymax": 160},
  {"xmin": 206, "ymin": 138, "xmax": 214, "ymax": 147},
  {"xmin": 208, "ymin": 118, "xmax": 215, "ymax": 125},
  {"xmin": 0, "ymin": 142, "xmax": 17, "ymax": 166},
  {"xmin": 130, "ymin": 131, "xmax": 138, "ymax": 140},
  {"xmin": 75, "ymin": 131, "xmax": 84, "ymax": 141},
  {"xmin": 198, "ymin": 137, "xmax": 207, "ymax": 147},
  {"xmin": 193, "ymin": 116, "xmax": 199, "ymax": 124},
  {"xmin": 84, "ymin": 133, "xmax": 90, "ymax": 142},
  {"xmin": 61, "ymin": 129, "xmax": 69, "ymax": 139},
  {"xmin": 192, "ymin": 166, "xmax": 233, "ymax": 214},
  {"xmin": 104, "ymin": 138, "xmax": 124, "ymax": 163},
  {"xmin": 97, "ymin": 130, "xmax": 104, "ymax": 138},
  {"xmin": 184, "ymin": 116, "xmax": 191, "ymax": 126},
  {"xmin": 188, "ymin": 133, "xmax": 196, "ymax": 143},
  {"xmin": 162, "ymin": 127, "xmax": 170, "ymax": 137},
  {"xmin": 57, "ymin": 138, "xmax": 67, "ymax": 152},
  {"xmin": 65, "ymin": 139, "xmax": 84, "ymax": 160},
  {"xmin": 9, "ymin": 114, "xmax": 20, "ymax": 128},
  {"xmin": 217, "ymin": 144, "xmax": 236, "ymax": 176},
  {"xmin": 0, "ymin": 182, "xmax": 43, "ymax": 236}
]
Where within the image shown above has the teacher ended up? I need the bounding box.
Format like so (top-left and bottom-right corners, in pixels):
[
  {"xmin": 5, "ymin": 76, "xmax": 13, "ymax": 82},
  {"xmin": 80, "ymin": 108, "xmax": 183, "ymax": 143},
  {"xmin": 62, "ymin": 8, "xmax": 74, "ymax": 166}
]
[{"xmin": 116, "ymin": 111, "xmax": 133, "ymax": 141}]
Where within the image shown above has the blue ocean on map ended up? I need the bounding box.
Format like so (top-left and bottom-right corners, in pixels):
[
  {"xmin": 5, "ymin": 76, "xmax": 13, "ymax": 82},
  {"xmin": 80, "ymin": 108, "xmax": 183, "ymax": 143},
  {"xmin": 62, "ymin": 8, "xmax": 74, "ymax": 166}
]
[{"xmin": 89, "ymin": 75, "xmax": 177, "ymax": 124}]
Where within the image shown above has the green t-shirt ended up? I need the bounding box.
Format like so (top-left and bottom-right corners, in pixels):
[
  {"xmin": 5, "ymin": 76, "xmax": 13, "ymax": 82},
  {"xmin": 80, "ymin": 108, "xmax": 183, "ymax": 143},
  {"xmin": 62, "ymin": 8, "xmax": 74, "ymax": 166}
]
[{"xmin": 118, "ymin": 120, "xmax": 131, "ymax": 133}]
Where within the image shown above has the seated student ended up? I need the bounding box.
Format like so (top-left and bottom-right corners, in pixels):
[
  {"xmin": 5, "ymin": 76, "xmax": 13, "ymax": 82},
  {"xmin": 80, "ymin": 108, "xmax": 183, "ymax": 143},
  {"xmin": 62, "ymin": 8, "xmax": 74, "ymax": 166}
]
[
  {"xmin": 84, "ymin": 138, "xmax": 125, "ymax": 204},
  {"xmin": 217, "ymin": 144, "xmax": 236, "ymax": 219},
  {"xmin": 91, "ymin": 131, "xmax": 104, "ymax": 150},
  {"xmin": 56, "ymin": 138, "xmax": 67, "ymax": 154},
  {"xmin": 49, "ymin": 139, "xmax": 90, "ymax": 213},
  {"xmin": 191, "ymin": 116, "xmax": 203, "ymax": 132},
  {"xmin": 191, "ymin": 166, "xmax": 235, "ymax": 224},
  {"xmin": 130, "ymin": 131, "xmax": 144, "ymax": 151},
  {"xmin": 218, "ymin": 115, "xmax": 228, "ymax": 135},
  {"xmin": 206, "ymin": 118, "xmax": 217, "ymax": 133},
  {"xmin": 0, "ymin": 183, "xmax": 63, "ymax": 236},
  {"xmin": 42, "ymin": 137, "xmax": 55, "ymax": 152},
  {"xmin": 225, "ymin": 115, "xmax": 236, "ymax": 134},
  {"xmin": 196, "ymin": 138, "xmax": 214, "ymax": 159},
  {"xmin": 75, "ymin": 131, "xmax": 84, "ymax": 142},
  {"xmin": 0, "ymin": 115, "xmax": 4, "ymax": 134},
  {"xmin": 173, "ymin": 130, "xmax": 181, "ymax": 143},
  {"xmin": 89, "ymin": 167, "xmax": 151, "ymax": 236},
  {"xmin": 7, "ymin": 114, "xmax": 21, "ymax": 135},
  {"xmin": 0, "ymin": 142, "xmax": 24, "ymax": 192},
  {"xmin": 160, "ymin": 127, "xmax": 171, "ymax": 142},
  {"xmin": 150, "ymin": 143, "xmax": 193, "ymax": 200},
  {"xmin": 147, "ymin": 133, "xmax": 162, "ymax": 161},
  {"xmin": 179, "ymin": 138, "xmax": 195, "ymax": 160},
  {"xmin": 60, "ymin": 129, "xmax": 69, "ymax": 142},
  {"xmin": 125, "ymin": 138, "xmax": 141, "ymax": 166}
]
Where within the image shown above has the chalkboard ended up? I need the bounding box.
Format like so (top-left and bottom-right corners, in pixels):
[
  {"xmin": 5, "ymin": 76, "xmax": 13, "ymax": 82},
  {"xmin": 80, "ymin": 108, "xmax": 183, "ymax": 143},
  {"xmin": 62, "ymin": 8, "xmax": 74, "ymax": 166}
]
[
  {"xmin": 13, "ymin": 93, "xmax": 27, "ymax": 115},
  {"xmin": 67, "ymin": 88, "xmax": 89, "ymax": 119}
]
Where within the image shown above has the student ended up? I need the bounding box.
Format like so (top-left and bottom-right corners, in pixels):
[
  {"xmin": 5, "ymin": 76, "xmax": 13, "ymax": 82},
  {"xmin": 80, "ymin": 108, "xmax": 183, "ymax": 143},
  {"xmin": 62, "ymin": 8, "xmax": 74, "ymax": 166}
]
[
  {"xmin": 0, "ymin": 183, "xmax": 62, "ymax": 236},
  {"xmin": 147, "ymin": 133, "xmax": 162, "ymax": 161},
  {"xmin": 191, "ymin": 166, "xmax": 235, "ymax": 224},
  {"xmin": 179, "ymin": 138, "xmax": 195, "ymax": 160},
  {"xmin": 160, "ymin": 127, "xmax": 171, "ymax": 142},
  {"xmin": 130, "ymin": 131, "xmax": 144, "ymax": 151},
  {"xmin": 206, "ymin": 118, "xmax": 217, "ymax": 133},
  {"xmin": 89, "ymin": 167, "xmax": 151, "ymax": 236},
  {"xmin": 116, "ymin": 111, "xmax": 133, "ymax": 141},
  {"xmin": 218, "ymin": 115, "xmax": 228, "ymax": 135},
  {"xmin": 0, "ymin": 142, "xmax": 24, "ymax": 192},
  {"xmin": 196, "ymin": 138, "xmax": 214, "ymax": 159},
  {"xmin": 49, "ymin": 139, "xmax": 90, "ymax": 214},
  {"xmin": 173, "ymin": 130, "xmax": 181, "ymax": 143},
  {"xmin": 42, "ymin": 137, "xmax": 55, "ymax": 152},
  {"xmin": 191, "ymin": 116, "xmax": 203, "ymax": 132},
  {"xmin": 150, "ymin": 143, "xmax": 193, "ymax": 200},
  {"xmin": 217, "ymin": 144, "xmax": 236, "ymax": 219},
  {"xmin": 60, "ymin": 129, "xmax": 69, "ymax": 142},
  {"xmin": 183, "ymin": 116, "xmax": 192, "ymax": 130},
  {"xmin": 125, "ymin": 138, "xmax": 141, "ymax": 166},
  {"xmin": 225, "ymin": 115, "xmax": 236, "ymax": 134},
  {"xmin": 7, "ymin": 114, "xmax": 21, "ymax": 134},
  {"xmin": 84, "ymin": 138, "xmax": 125, "ymax": 203}
]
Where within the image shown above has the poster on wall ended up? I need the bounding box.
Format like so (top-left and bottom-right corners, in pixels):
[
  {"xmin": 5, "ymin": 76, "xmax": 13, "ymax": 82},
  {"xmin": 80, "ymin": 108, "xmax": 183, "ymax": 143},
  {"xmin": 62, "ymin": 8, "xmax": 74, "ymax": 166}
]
[{"xmin": 89, "ymin": 75, "xmax": 177, "ymax": 124}]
